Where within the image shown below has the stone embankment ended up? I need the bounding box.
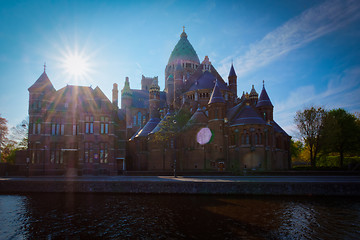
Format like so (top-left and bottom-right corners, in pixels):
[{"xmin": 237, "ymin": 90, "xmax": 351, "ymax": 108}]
[{"xmin": 0, "ymin": 176, "xmax": 359, "ymax": 196}]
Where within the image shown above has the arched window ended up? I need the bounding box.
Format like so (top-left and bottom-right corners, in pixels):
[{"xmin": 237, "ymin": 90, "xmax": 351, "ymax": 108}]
[
  {"xmin": 246, "ymin": 134, "xmax": 250, "ymax": 144},
  {"xmin": 255, "ymin": 134, "xmax": 258, "ymax": 145},
  {"xmin": 133, "ymin": 116, "xmax": 136, "ymax": 125}
]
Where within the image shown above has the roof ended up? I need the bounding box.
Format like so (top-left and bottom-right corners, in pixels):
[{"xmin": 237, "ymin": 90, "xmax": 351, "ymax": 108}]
[
  {"xmin": 208, "ymin": 80, "xmax": 225, "ymax": 104},
  {"xmin": 229, "ymin": 64, "xmax": 237, "ymax": 77},
  {"xmin": 28, "ymin": 71, "xmax": 55, "ymax": 92},
  {"xmin": 168, "ymin": 31, "xmax": 200, "ymax": 65},
  {"xmin": 188, "ymin": 71, "xmax": 228, "ymax": 92},
  {"xmin": 150, "ymin": 111, "xmax": 176, "ymax": 134},
  {"xmin": 271, "ymin": 120, "xmax": 289, "ymax": 136},
  {"xmin": 134, "ymin": 117, "xmax": 161, "ymax": 138},
  {"xmin": 230, "ymin": 105, "xmax": 267, "ymax": 126},
  {"xmin": 256, "ymin": 85, "xmax": 273, "ymax": 107},
  {"xmin": 186, "ymin": 108, "xmax": 208, "ymax": 126}
]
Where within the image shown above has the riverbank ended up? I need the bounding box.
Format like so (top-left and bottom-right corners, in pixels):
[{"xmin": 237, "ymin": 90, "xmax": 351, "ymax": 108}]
[{"xmin": 0, "ymin": 176, "xmax": 359, "ymax": 196}]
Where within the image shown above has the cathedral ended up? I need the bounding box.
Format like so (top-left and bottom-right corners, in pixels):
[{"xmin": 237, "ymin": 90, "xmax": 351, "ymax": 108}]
[
  {"xmin": 123, "ymin": 29, "xmax": 291, "ymax": 172},
  {"xmin": 26, "ymin": 29, "xmax": 290, "ymax": 176}
]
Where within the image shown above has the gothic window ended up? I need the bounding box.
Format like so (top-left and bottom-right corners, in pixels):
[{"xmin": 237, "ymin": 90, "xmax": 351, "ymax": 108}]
[
  {"xmin": 85, "ymin": 116, "xmax": 94, "ymax": 134},
  {"xmin": 137, "ymin": 112, "xmax": 142, "ymax": 126},
  {"xmin": 133, "ymin": 115, "xmax": 137, "ymax": 125},
  {"xmin": 246, "ymin": 134, "xmax": 250, "ymax": 144}
]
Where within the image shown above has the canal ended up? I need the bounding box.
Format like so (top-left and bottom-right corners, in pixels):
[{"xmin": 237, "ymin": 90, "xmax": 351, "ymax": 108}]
[{"xmin": 1, "ymin": 194, "xmax": 359, "ymax": 239}]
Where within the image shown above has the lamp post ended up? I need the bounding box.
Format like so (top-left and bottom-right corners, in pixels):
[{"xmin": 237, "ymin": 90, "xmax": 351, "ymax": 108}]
[{"xmin": 172, "ymin": 120, "xmax": 177, "ymax": 178}]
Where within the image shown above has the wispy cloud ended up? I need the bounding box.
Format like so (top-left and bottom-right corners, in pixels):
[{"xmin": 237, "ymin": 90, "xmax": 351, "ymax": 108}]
[
  {"xmin": 275, "ymin": 66, "xmax": 360, "ymax": 138},
  {"xmin": 219, "ymin": 0, "xmax": 360, "ymax": 77}
]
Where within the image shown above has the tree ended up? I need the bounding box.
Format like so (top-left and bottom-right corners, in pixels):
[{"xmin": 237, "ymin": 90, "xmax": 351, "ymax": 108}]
[
  {"xmin": 9, "ymin": 117, "xmax": 28, "ymax": 149},
  {"xmin": 294, "ymin": 107, "xmax": 326, "ymax": 168},
  {"xmin": 321, "ymin": 109, "xmax": 360, "ymax": 167},
  {"xmin": 0, "ymin": 115, "xmax": 9, "ymax": 162},
  {"xmin": 290, "ymin": 139, "xmax": 304, "ymax": 161}
]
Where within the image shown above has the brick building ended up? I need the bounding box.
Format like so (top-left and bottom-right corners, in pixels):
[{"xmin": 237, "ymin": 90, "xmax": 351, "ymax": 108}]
[
  {"xmin": 125, "ymin": 29, "xmax": 291, "ymax": 172},
  {"xmin": 27, "ymin": 68, "xmax": 126, "ymax": 176}
]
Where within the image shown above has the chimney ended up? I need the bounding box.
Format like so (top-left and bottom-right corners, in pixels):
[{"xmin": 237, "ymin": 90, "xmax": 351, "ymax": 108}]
[{"xmin": 112, "ymin": 83, "xmax": 118, "ymax": 108}]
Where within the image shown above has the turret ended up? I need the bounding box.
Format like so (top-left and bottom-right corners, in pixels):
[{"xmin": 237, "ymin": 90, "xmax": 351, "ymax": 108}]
[
  {"xmin": 166, "ymin": 74, "xmax": 174, "ymax": 107},
  {"xmin": 121, "ymin": 77, "xmax": 132, "ymax": 110},
  {"xmin": 249, "ymin": 85, "xmax": 258, "ymax": 106},
  {"xmin": 208, "ymin": 80, "xmax": 226, "ymax": 120},
  {"xmin": 28, "ymin": 64, "xmax": 55, "ymax": 114},
  {"xmin": 228, "ymin": 63, "xmax": 237, "ymax": 98},
  {"xmin": 256, "ymin": 81, "xmax": 273, "ymax": 122}
]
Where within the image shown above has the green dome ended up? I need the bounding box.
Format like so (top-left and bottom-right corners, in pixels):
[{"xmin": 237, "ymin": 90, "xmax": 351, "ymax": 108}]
[{"xmin": 168, "ymin": 31, "xmax": 200, "ymax": 65}]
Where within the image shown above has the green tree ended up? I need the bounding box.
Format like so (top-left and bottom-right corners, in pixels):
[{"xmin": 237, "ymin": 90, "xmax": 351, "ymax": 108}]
[
  {"xmin": 321, "ymin": 109, "xmax": 360, "ymax": 168},
  {"xmin": 0, "ymin": 115, "xmax": 9, "ymax": 162},
  {"xmin": 294, "ymin": 106, "xmax": 326, "ymax": 168},
  {"xmin": 290, "ymin": 139, "xmax": 304, "ymax": 161}
]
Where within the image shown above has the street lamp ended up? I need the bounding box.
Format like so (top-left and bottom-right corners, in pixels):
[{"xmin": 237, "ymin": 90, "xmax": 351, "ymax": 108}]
[{"xmin": 172, "ymin": 119, "xmax": 177, "ymax": 178}]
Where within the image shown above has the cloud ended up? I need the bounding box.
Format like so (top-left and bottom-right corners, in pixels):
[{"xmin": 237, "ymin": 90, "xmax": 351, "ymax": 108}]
[
  {"xmin": 218, "ymin": 0, "xmax": 360, "ymax": 77},
  {"xmin": 274, "ymin": 66, "xmax": 360, "ymax": 138}
]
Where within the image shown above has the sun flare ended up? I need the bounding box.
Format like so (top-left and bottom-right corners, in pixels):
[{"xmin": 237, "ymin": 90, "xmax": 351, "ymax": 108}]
[{"xmin": 64, "ymin": 53, "xmax": 89, "ymax": 78}]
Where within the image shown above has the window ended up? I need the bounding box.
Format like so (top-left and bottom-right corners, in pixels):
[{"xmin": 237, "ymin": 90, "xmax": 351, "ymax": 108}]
[
  {"xmin": 99, "ymin": 143, "xmax": 108, "ymax": 163},
  {"xmin": 84, "ymin": 142, "xmax": 93, "ymax": 163},
  {"xmin": 72, "ymin": 124, "xmax": 78, "ymax": 135},
  {"xmin": 50, "ymin": 143, "xmax": 63, "ymax": 164},
  {"xmin": 100, "ymin": 116, "xmax": 109, "ymax": 134},
  {"xmin": 85, "ymin": 116, "xmax": 94, "ymax": 134},
  {"xmin": 255, "ymin": 134, "xmax": 258, "ymax": 145},
  {"xmin": 246, "ymin": 134, "xmax": 250, "ymax": 144},
  {"xmin": 51, "ymin": 119, "xmax": 64, "ymax": 135},
  {"xmin": 133, "ymin": 115, "xmax": 137, "ymax": 125},
  {"xmin": 137, "ymin": 112, "xmax": 142, "ymax": 126}
]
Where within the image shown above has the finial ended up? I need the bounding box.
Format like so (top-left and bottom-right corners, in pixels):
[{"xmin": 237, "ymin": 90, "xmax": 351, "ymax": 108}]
[
  {"xmin": 43, "ymin": 62, "xmax": 46, "ymax": 72},
  {"xmin": 183, "ymin": 25, "xmax": 185, "ymax": 32},
  {"xmin": 263, "ymin": 80, "xmax": 265, "ymax": 87}
]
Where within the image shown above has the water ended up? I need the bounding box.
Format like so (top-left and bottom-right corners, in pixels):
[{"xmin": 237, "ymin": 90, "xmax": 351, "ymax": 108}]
[{"xmin": 0, "ymin": 194, "xmax": 359, "ymax": 240}]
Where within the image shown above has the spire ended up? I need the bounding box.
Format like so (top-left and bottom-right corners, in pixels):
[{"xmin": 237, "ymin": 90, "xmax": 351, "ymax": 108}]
[
  {"xmin": 121, "ymin": 77, "xmax": 132, "ymax": 97},
  {"xmin": 256, "ymin": 81, "xmax": 273, "ymax": 107},
  {"xmin": 229, "ymin": 63, "xmax": 237, "ymax": 77},
  {"xmin": 208, "ymin": 80, "xmax": 225, "ymax": 104},
  {"xmin": 43, "ymin": 62, "xmax": 46, "ymax": 73},
  {"xmin": 28, "ymin": 68, "xmax": 55, "ymax": 92}
]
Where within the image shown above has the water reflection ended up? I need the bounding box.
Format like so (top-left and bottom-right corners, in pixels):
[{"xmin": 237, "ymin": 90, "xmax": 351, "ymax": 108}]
[{"xmin": 0, "ymin": 194, "xmax": 359, "ymax": 239}]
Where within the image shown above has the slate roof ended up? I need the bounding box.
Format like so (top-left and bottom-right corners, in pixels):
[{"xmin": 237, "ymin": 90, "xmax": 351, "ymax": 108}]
[
  {"xmin": 134, "ymin": 117, "xmax": 161, "ymax": 138},
  {"xmin": 230, "ymin": 105, "xmax": 267, "ymax": 126},
  {"xmin": 168, "ymin": 31, "xmax": 200, "ymax": 65},
  {"xmin": 28, "ymin": 71, "xmax": 55, "ymax": 92},
  {"xmin": 208, "ymin": 80, "xmax": 225, "ymax": 104},
  {"xmin": 256, "ymin": 86, "xmax": 273, "ymax": 107},
  {"xmin": 188, "ymin": 71, "xmax": 228, "ymax": 92}
]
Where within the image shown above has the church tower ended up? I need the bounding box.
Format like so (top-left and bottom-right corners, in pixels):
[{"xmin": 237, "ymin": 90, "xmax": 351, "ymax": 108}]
[{"xmin": 121, "ymin": 77, "xmax": 133, "ymax": 128}]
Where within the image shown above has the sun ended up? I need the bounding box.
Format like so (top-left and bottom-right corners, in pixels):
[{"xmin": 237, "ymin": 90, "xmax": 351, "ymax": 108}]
[{"xmin": 64, "ymin": 53, "xmax": 89, "ymax": 78}]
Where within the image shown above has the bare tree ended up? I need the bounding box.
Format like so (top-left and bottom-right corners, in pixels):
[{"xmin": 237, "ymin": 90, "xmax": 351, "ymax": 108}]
[{"xmin": 294, "ymin": 107, "xmax": 326, "ymax": 168}]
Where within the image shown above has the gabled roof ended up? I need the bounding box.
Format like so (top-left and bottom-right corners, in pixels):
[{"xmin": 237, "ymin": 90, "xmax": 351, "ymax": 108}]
[
  {"xmin": 168, "ymin": 30, "xmax": 200, "ymax": 65},
  {"xmin": 28, "ymin": 71, "xmax": 55, "ymax": 92},
  {"xmin": 188, "ymin": 71, "xmax": 228, "ymax": 92},
  {"xmin": 230, "ymin": 105, "xmax": 267, "ymax": 126},
  {"xmin": 256, "ymin": 84, "xmax": 273, "ymax": 107},
  {"xmin": 208, "ymin": 80, "xmax": 225, "ymax": 104},
  {"xmin": 134, "ymin": 117, "xmax": 161, "ymax": 138},
  {"xmin": 229, "ymin": 64, "xmax": 237, "ymax": 77},
  {"xmin": 93, "ymin": 86, "xmax": 110, "ymax": 102}
]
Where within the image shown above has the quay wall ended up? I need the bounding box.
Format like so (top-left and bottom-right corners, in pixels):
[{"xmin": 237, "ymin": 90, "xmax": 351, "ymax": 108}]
[{"xmin": 0, "ymin": 180, "xmax": 359, "ymax": 196}]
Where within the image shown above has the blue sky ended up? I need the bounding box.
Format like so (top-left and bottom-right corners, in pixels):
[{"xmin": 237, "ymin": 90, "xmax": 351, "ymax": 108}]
[{"xmin": 0, "ymin": 0, "xmax": 359, "ymax": 139}]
